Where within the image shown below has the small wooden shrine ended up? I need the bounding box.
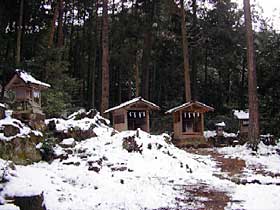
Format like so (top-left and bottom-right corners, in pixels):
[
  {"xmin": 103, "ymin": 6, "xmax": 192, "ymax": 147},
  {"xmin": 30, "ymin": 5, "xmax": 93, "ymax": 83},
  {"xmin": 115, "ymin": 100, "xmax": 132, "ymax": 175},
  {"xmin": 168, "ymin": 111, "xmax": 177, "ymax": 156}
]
[
  {"xmin": 233, "ymin": 110, "xmax": 249, "ymax": 135},
  {"xmin": 5, "ymin": 69, "xmax": 50, "ymax": 121},
  {"xmin": 104, "ymin": 97, "xmax": 160, "ymax": 132},
  {"xmin": 166, "ymin": 101, "xmax": 214, "ymax": 146}
]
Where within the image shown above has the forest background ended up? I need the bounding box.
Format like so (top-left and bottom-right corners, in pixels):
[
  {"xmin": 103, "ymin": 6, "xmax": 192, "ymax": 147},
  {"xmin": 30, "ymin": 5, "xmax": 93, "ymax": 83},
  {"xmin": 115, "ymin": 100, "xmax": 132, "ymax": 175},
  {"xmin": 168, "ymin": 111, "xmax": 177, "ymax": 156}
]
[{"xmin": 0, "ymin": 0, "xmax": 279, "ymax": 136}]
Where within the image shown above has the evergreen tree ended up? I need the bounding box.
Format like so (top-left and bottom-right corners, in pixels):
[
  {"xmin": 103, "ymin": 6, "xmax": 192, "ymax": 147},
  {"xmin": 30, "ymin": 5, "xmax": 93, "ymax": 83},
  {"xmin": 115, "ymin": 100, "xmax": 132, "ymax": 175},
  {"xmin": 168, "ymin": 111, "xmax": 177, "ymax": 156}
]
[{"xmin": 243, "ymin": 0, "xmax": 260, "ymax": 150}]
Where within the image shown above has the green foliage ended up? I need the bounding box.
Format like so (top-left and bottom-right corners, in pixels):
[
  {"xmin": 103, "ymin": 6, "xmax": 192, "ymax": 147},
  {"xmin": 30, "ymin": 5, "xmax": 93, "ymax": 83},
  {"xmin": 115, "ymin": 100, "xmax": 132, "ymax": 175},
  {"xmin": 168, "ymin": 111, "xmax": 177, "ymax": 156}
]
[
  {"xmin": 0, "ymin": 0, "xmax": 280, "ymax": 137},
  {"xmin": 27, "ymin": 47, "xmax": 79, "ymax": 117}
]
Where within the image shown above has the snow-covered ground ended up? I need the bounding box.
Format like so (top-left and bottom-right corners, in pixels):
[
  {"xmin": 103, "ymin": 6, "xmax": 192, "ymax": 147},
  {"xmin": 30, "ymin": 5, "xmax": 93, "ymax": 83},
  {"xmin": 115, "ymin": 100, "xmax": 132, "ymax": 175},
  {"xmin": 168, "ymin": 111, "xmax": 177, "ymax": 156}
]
[
  {"xmin": 1, "ymin": 112, "xmax": 280, "ymax": 210},
  {"xmin": 216, "ymin": 143, "xmax": 280, "ymax": 210},
  {"xmin": 1, "ymin": 129, "xmax": 232, "ymax": 210}
]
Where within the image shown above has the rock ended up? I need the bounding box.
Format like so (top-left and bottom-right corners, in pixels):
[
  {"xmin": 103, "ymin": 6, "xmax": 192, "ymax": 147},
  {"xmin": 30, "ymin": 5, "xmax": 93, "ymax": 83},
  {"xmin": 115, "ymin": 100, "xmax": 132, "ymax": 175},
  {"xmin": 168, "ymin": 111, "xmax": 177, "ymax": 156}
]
[
  {"xmin": 29, "ymin": 132, "xmax": 44, "ymax": 144},
  {"xmin": 0, "ymin": 137, "xmax": 42, "ymax": 165},
  {"xmin": 47, "ymin": 120, "xmax": 56, "ymax": 131},
  {"xmin": 55, "ymin": 153, "xmax": 68, "ymax": 161},
  {"xmin": 97, "ymin": 118, "xmax": 109, "ymax": 126},
  {"xmin": 86, "ymin": 109, "xmax": 98, "ymax": 119},
  {"xmin": 260, "ymin": 135, "xmax": 276, "ymax": 146},
  {"xmin": 111, "ymin": 166, "xmax": 127, "ymax": 172},
  {"xmin": 3, "ymin": 125, "xmax": 20, "ymax": 137},
  {"xmin": 111, "ymin": 129, "xmax": 118, "ymax": 136},
  {"xmin": 71, "ymin": 109, "xmax": 98, "ymax": 120},
  {"xmin": 120, "ymin": 179, "xmax": 124, "ymax": 184},
  {"xmin": 64, "ymin": 149, "xmax": 73, "ymax": 154},
  {"xmin": 88, "ymin": 166, "xmax": 100, "ymax": 173},
  {"xmin": 156, "ymin": 143, "xmax": 163, "ymax": 150},
  {"xmin": 28, "ymin": 120, "xmax": 46, "ymax": 132},
  {"xmin": 87, "ymin": 158, "xmax": 103, "ymax": 167},
  {"xmin": 55, "ymin": 128, "xmax": 97, "ymax": 141},
  {"xmin": 63, "ymin": 161, "xmax": 80, "ymax": 166},
  {"xmin": 122, "ymin": 136, "xmax": 142, "ymax": 153},
  {"xmin": 13, "ymin": 193, "xmax": 46, "ymax": 210},
  {"xmin": 163, "ymin": 134, "xmax": 172, "ymax": 144}
]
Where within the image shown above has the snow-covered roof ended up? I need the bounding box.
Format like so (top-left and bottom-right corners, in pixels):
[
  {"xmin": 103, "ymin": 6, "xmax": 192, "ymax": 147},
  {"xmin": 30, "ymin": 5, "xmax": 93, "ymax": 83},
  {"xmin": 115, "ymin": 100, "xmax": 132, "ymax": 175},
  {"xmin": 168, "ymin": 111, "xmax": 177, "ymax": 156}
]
[
  {"xmin": 15, "ymin": 69, "xmax": 51, "ymax": 88},
  {"xmin": 165, "ymin": 101, "xmax": 214, "ymax": 114},
  {"xmin": 233, "ymin": 110, "xmax": 249, "ymax": 120},
  {"xmin": 216, "ymin": 122, "xmax": 226, "ymax": 127},
  {"xmin": 104, "ymin": 97, "xmax": 160, "ymax": 113}
]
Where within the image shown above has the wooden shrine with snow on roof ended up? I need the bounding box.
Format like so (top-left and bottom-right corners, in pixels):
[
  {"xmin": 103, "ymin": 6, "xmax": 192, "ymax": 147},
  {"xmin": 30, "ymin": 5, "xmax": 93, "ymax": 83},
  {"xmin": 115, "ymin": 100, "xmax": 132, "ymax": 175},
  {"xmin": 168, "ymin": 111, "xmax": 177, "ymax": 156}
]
[
  {"xmin": 5, "ymin": 69, "xmax": 50, "ymax": 121},
  {"xmin": 104, "ymin": 97, "xmax": 160, "ymax": 132},
  {"xmin": 166, "ymin": 101, "xmax": 214, "ymax": 147}
]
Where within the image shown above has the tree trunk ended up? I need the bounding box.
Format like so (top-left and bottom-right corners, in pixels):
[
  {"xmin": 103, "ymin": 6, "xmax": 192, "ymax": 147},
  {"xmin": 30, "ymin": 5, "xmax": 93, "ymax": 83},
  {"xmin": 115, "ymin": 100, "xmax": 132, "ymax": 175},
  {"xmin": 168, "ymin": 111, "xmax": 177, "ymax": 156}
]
[
  {"xmin": 243, "ymin": 0, "xmax": 260, "ymax": 150},
  {"xmin": 134, "ymin": 62, "xmax": 140, "ymax": 97},
  {"xmin": 101, "ymin": 0, "xmax": 110, "ymax": 117},
  {"xmin": 48, "ymin": 1, "xmax": 59, "ymax": 48},
  {"xmin": 57, "ymin": 0, "xmax": 64, "ymax": 48},
  {"xmin": 191, "ymin": 0, "xmax": 198, "ymax": 100},
  {"xmin": 239, "ymin": 56, "xmax": 246, "ymax": 110},
  {"xmin": 16, "ymin": 0, "xmax": 24, "ymax": 66},
  {"xmin": 180, "ymin": 0, "xmax": 191, "ymax": 102},
  {"xmin": 88, "ymin": 2, "xmax": 99, "ymax": 109},
  {"xmin": 141, "ymin": 0, "xmax": 155, "ymax": 100},
  {"xmin": 141, "ymin": 32, "xmax": 152, "ymax": 99},
  {"xmin": 204, "ymin": 43, "xmax": 208, "ymax": 97}
]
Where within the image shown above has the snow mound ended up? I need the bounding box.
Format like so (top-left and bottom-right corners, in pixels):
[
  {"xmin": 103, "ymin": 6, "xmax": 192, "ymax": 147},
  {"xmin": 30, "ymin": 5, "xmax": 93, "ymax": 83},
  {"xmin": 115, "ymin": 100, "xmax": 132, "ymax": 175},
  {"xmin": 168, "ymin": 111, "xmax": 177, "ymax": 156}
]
[
  {"xmin": 46, "ymin": 109, "xmax": 112, "ymax": 137},
  {"xmin": 1, "ymin": 129, "xmax": 226, "ymax": 210}
]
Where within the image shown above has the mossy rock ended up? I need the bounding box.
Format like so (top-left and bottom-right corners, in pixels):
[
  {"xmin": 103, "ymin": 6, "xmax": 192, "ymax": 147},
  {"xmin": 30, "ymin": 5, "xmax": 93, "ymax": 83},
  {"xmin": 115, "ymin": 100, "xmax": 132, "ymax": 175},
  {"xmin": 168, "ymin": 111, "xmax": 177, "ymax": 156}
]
[{"xmin": 0, "ymin": 137, "xmax": 42, "ymax": 165}]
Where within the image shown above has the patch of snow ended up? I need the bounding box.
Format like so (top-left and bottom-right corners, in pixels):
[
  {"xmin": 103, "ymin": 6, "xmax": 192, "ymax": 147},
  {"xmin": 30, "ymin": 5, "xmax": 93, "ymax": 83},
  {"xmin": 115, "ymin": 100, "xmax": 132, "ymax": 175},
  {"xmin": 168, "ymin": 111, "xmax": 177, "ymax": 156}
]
[
  {"xmin": 0, "ymin": 117, "xmax": 31, "ymax": 141},
  {"xmin": 46, "ymin": 112, "xmax": 112, "ymax": 134},
  {"xmin": 0, "ymin": 103, "xmax": 5, "ymax": 109},
  {"xmin": 67, "ymin": 108, "xmax": 86, "ymax": 119},
  {"xmin": 233, "ymin": 110, "xmax": 249, "ymax": 120},
  {"xmin": 0, "ymin": 204, "xmax": 20, "ymax": 210},
  {"xmin": 31, "ymin": 130, "xmax": 43, "ymax": 137},
  {"xmin": 216, "ymin": 122, "xmax": 226, "ymax": 127},
  {"xmin": 224, "ymin": 132, "xmax": 238, "ymax": 138},
  {"xmin": 36, "ymin": 142, "xmax": 43, "ymax": 149},
  {"xmin": 227, "ymin": 184, "xmax": 280, "ymax": 210},
  {"xmin": 217, "ymin": 142, "xmax": 280, "ymax": 175},
  {"xmin": 204, "ymin": 130, "xmax": 237, "ymax": 138},
  {"xmin": 60, "ymin": 138, "xmax": 75, "ymax": 146},
  {"xmin": 4, "ymin": 110, "xmax": 13, "ymax": 118},
  {"xmin": 0, "ymin": 115, "xmax": 41, "ymax": 141},
  {"xmin": 15, "ymin": 69, "xmax": 50, "ymax": 88},
  {"xmin": 204, "ymin": 130, "xmax": 216, "ymax": 138},
  {"xmin": 104, "ymin": 97, "xmax": 160, "ymax": 113}
]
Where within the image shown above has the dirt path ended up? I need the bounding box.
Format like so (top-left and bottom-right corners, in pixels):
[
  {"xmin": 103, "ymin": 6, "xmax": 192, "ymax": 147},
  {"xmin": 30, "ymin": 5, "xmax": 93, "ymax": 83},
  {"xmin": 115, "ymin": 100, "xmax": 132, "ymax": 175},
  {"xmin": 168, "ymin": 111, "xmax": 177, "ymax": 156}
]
[
  {"xmin": 186, "ymin": 148, "xmax": 246, "ymax": 177},
  {"xmin": 179, "ymin": 148, "xmax": 247, "ymax": 210}
]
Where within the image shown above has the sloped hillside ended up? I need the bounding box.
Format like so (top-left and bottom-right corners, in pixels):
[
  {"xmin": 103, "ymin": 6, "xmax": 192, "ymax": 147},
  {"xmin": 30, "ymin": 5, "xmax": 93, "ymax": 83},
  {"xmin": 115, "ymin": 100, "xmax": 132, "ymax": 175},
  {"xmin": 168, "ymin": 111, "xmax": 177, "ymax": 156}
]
[{"xmin": 0, "ymin": 110, "xmax": 280, "ymax": 210}]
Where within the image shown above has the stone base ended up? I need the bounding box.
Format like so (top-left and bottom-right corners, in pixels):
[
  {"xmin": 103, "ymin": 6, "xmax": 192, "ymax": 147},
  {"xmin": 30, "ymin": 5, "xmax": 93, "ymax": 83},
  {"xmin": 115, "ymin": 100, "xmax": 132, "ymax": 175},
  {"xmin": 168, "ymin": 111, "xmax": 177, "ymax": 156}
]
[
  {"xmin": 12, "ymin": 112, "xmax": 46, "ymax": 131},
  {"xmin": 172, "ymin": 136, "xmax": 211, "ymax": 148},
  {"xmin": 12, "ymin": 112, "xmax": 45, "ymax": 122}
]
